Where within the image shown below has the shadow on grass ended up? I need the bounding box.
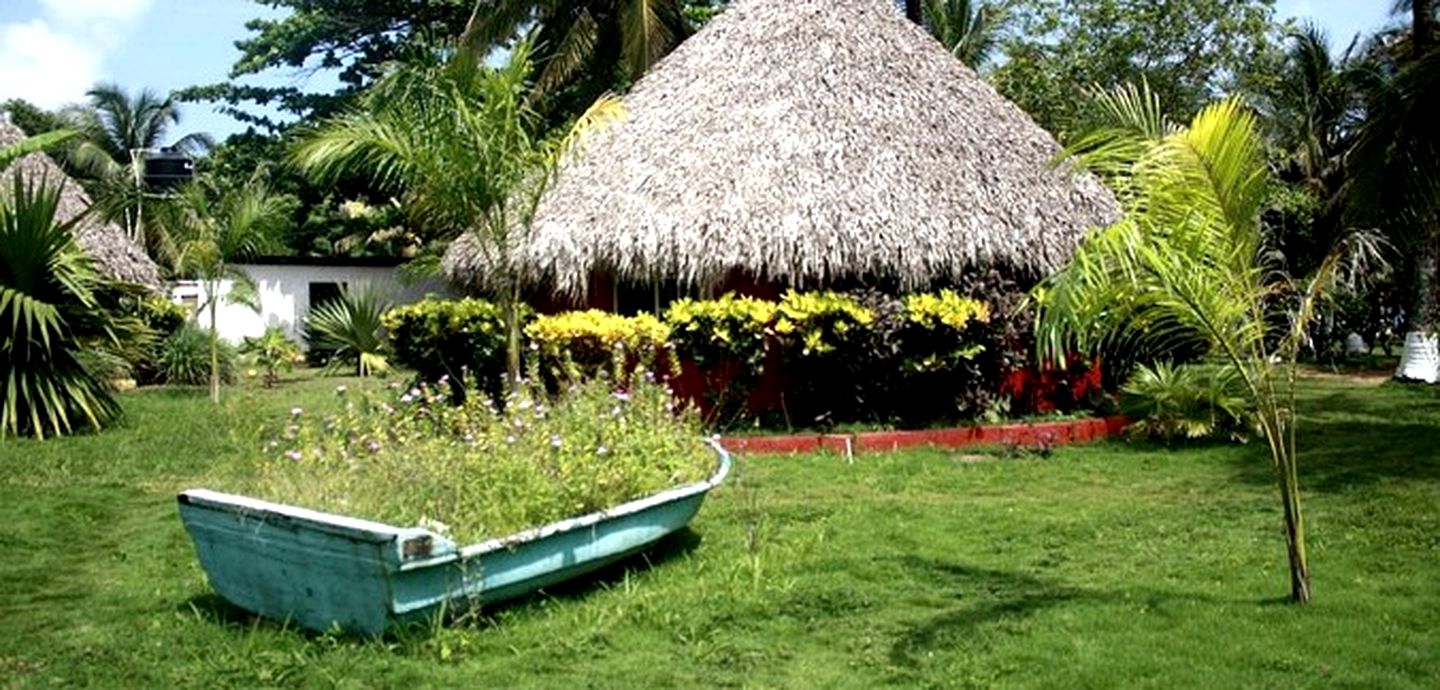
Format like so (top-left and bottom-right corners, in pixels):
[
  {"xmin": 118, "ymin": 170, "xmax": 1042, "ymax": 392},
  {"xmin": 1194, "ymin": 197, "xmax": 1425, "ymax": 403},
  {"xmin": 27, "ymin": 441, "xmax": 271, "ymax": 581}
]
[
  {"xmin": 1227, "ymin": 383, "xmax": 1440, "ymax": 493},
  {"xmin": 179, "ymin": 527, "xmax": 704, "ymax": 641},
  {"xmin": 887, "ymin": 555, "xmax": 1231, "ymax": 669}
]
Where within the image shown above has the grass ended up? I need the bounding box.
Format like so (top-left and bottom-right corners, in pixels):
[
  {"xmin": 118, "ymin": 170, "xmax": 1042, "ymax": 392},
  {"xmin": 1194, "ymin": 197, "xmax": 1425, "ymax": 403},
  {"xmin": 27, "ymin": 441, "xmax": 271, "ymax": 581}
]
[{"xmin": 1, "ymin": 370, "xmax": 1437, "ymax": 687}]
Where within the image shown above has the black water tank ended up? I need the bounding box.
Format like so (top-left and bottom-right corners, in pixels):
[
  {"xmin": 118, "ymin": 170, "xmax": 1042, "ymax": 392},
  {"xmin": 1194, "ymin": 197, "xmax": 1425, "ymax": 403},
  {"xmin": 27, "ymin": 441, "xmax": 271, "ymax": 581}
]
[{"xmin": 142, "ymin": 148, "xmax": 194, "ymax": 192}]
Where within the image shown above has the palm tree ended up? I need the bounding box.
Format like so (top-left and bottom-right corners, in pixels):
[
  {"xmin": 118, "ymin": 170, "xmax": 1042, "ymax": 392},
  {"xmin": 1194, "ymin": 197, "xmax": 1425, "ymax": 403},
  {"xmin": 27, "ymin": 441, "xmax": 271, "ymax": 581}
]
[
  {"xmin": 1035, "ymin": 84, "xmax": 1386, "ymax": 603},
  {"xmin": 292, "ymin": 36, "xmax": 622, "ymax": 383},
  {"xmin": 60, "ymin": 83, "xmax": 212, "ymax": 265},
  {"xmin": 921, "ymin": 0, "xmax": 1009, "ymax": 69},
  {"xmin": 1346, "ymin": 1, "xmax": 1440, "ymax": 381},
  {"xmin": 166, "ymin": 177, "xmax": 289, "ymax": 403},
  {"xmin": 460, "ymin": 0, "xmax": 689, "ymax": 117}
]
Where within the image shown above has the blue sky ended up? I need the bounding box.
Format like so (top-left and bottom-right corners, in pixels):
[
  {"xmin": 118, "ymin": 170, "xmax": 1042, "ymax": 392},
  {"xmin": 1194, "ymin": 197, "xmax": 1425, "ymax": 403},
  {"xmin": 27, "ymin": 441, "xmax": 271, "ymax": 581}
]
[{"xmin": 0, "ymin": 1, "xmax": 1405, "ymax": 145}]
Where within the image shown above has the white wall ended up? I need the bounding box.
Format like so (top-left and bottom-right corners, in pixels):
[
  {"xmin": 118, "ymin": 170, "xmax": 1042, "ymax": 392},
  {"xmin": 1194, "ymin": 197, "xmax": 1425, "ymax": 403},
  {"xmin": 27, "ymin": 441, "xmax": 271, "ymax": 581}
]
[{"xmin": 171, "ymin": 263, "xmax": 451, "ymax": 346}]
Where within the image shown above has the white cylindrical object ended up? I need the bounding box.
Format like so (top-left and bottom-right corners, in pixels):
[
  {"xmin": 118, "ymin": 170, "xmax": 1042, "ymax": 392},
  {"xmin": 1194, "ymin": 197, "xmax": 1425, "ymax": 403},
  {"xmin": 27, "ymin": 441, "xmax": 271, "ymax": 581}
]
[
  {"xmin": 1395, "ymin": 331, "xmax": 1440, "ymax": 383},
  {"xmin": 1344, "ymin": 332, "xmax": 1367, "ymax": 355}
]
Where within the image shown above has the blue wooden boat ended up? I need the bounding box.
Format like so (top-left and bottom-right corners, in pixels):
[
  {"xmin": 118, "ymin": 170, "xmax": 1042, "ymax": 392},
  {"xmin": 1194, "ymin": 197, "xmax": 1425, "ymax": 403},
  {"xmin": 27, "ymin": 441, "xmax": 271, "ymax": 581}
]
[{"xmin": 177, "ymin": 442, "xmax": 730, "ymax": 636}]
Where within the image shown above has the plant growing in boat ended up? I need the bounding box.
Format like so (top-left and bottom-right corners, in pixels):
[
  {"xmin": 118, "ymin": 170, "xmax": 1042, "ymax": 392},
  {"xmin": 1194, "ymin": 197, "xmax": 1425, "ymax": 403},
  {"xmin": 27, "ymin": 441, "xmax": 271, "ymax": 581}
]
[{"xmin": 245, "ymin": 368, "xmax": 713, "ymax": 543}]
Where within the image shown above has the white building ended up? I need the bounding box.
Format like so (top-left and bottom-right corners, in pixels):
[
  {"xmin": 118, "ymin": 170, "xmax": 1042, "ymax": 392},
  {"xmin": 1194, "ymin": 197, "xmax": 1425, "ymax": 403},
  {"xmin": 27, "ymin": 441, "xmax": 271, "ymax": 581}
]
[{"xmin": 171, "ymin": 258, "xmax": 452, "ymax": 347}]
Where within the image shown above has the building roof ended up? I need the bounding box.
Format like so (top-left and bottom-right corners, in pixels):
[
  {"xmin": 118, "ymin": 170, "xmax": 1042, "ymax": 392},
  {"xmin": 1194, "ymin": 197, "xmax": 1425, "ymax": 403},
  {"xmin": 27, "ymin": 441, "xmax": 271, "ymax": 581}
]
[
  {"xmin": 444, "ymin": 0, "xmax": 1118, "ymax": 294},
  {"xmin": 0, "ymin": 117, "xmax": 162, "ymax": 289}
]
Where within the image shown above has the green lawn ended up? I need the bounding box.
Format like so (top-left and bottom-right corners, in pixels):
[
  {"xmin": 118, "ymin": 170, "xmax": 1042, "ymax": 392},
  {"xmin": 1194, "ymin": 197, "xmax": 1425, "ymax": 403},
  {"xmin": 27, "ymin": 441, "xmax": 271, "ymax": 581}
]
[{"xmin": 2, "ymin": 372, "xmax": 1437, "ymax": 688}]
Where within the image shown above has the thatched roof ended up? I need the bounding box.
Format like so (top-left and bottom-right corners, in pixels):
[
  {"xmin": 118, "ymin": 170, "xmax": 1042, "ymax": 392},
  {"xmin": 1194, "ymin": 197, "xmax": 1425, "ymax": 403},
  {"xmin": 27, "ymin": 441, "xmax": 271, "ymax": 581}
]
[
  {"xmin": 0, "ymin": 117, "xmax": 162, "ymax": 289},
  {"xmin": 446, "ymin": 0, "xmax": 1118, "ymax": 294}
]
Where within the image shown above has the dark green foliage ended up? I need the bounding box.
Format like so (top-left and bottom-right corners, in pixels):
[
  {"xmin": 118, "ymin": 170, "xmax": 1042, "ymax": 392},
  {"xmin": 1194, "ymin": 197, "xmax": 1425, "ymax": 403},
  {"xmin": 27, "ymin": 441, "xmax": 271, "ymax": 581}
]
[
  {"xmin": 0, "ymin": 175, "xmax": 125, "ymax": 439},
  {"xmin": 1120, "ymin": 362, "xmax": 1255, "ymax": 443},
  {"xmin": 383, "ymin": 297, "xmax": 524, "ymax": 397},
  {"xmin": 991, "ymin": 0, "xmax": 1283, "ymax": 138},
  {"xmin": 130, "ymin": 297, "xmax": 190, "ymax": 385},
  {"xmin": 159, "ymin": 325, "xmax": 236, "ymax": 386},
  {"xmin": 304, "ymin": 286, "xmax": 392, "ymax": 377}
]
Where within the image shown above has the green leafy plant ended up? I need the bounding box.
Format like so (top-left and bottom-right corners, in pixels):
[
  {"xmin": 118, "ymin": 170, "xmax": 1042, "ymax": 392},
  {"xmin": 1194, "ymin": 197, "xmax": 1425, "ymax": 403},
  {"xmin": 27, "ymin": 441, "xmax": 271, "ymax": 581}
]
[
  {"xmin": 240, "ymin": 327, "xmax": 302, "ymax": 388},
  {"xmin": 1034, "ymin": 84, "xmax": 1387, "ymax": 602},
  {"xmin": 526, "ymin": 310, "xmax": 670, "ymax": 383},
  {"xmin": 305, "ymin": 286, "xmax": 392, "ymax": 377},
  {"xmin": 1120, "ymin": 362, "xmax": 1254, "ymax": 443},
  {"xmin": 0, "ymin": 174, "xmax": 129, "ymax": 439},
  {"xmin": 131, "ymin": 296, "xmax": 190, "ymax": 385},
  {"xmin": 292, "ymin": 37, "xmax": 622, "ymax": 385},
  {"xmin": 166, "ymin": 174, "xmax": 289, "ymax": 403},
  {"xmin": 158, "ymin": 325, "xmax": 237, "ymax": 386},
  {"xmin": 383, "ymin": 297, "xmax": 520, "ymax": 400},
  {"xmin": 250, "ymin": 368, "xmax": 713, "ymax": 543}
]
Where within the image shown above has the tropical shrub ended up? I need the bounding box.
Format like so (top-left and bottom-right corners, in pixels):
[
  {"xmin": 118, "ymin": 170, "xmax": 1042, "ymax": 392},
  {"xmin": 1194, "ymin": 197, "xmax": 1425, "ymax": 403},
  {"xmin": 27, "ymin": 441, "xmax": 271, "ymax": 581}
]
[
  {"xmin": 132, "ymin": 297, "xmax": 191, "ymax": 385},
  {"xmin": 665, "ymin": 293, "xmax": 777, "ymax": 423},
  {"xmin": 0, "ymin": 175, "xmax": 127, "ymax": 439},
  {"xmin": 383, "ymin": 297, "xmax": 521, "ymax": 399},
  {"xmin": 250, "ymin": 370, "xmax": 713, "ymax": 543},
  {"xmin": 1120, "ymin": 362, "xmax": 1254, "ymax": 443},
  {"xmin": 771, "ymin": 291, "xmax": 875, "ymax": 425},
  {"xmin": 159, "ymin": 325, "xmax": 236, "ymax": 386},
  {"xmin": 892, "ymin": 290, "xmax": 1000, "ymax": 423},
  {"xmin": 305, "ymin": 286, "xmax": 392, "ymax": 377},
  {"xmin": 240, "ymin": 326, "xmax": 303, "ymax": 388},
  {"xmin": 525, "ymin": 310, "xmax": 670, "ymax": 383}
]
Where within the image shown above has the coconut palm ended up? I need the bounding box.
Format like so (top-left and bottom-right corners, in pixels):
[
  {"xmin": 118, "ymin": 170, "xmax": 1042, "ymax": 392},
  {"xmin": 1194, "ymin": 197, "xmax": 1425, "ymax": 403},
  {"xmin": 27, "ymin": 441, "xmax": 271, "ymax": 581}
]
[
  {"xmin": 166, "ymin": 177, "xmax": 289, "ymax": 403},
  {"xmin": 1035, "ymin": 84, "xmax": 1386, "ymax": 603},
  {"xmin": 1346, "ymin": 1, "xmax": 1440, "ymax": 382},
  {"xmin": 460, "ymin": 0, "xmax": 689, "ymax": 114},
  {"xmin": 58, "ymin": 83, "xmax": 213, "ymax": 266},
  {"xmin": 292, "ymin": 36, "xmax": 622, "ymax": 383},
  {"xmin": 922, "ymin": 0, "xmax": 1009, "ymax": 69}
]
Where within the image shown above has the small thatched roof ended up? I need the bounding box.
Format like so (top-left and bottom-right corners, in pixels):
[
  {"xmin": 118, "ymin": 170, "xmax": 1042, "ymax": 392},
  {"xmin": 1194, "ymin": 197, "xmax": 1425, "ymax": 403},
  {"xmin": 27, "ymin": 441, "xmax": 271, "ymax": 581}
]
[
  {"xmin": 0, "ymin": 117, "xmax": 162, "ymax": 289},
  {"xmin": 446, "ymin": 0, "xmax": 1117, "ymax": 294}
]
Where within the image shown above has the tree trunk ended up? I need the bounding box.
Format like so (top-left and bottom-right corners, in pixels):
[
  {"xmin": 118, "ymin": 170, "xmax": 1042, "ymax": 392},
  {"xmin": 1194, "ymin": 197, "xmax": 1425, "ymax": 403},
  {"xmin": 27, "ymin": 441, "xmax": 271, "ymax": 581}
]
[
  {"xmin": 1415, "ymin": 0, "xmax": 1435, "ymax": 58},
  {"xmin": 209, "ymin": 290, "xmax": 221, "ymax": 404},
  {"xmin": 1260, "ymin": 407, "xmax": 1311, "ymax": 603},
  {"xmin": 904, "ymin": 0, "xmax": 922, "ymax": 24},
  {"xmin": 504, "ymin": 280, "xmax": 522, "ymax": 386}
]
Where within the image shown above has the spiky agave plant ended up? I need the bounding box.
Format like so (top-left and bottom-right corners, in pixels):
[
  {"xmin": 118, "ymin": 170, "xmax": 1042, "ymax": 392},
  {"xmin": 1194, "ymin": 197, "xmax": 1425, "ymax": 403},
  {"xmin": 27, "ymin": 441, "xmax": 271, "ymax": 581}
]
[
  {"xmin": 0, "ymin": 174, "xmax": 123, "ymax": 439},
  {"xmin": 305, "ymin": 286, "xmax": 392, "ymax": 377}
]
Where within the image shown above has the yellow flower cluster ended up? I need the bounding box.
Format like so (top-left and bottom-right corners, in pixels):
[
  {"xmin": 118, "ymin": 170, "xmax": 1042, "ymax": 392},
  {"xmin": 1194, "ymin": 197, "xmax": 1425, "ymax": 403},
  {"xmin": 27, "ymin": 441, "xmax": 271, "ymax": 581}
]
[{"xmin": 903, "ymin": 290, "xmax": 991, "ymax": 330}]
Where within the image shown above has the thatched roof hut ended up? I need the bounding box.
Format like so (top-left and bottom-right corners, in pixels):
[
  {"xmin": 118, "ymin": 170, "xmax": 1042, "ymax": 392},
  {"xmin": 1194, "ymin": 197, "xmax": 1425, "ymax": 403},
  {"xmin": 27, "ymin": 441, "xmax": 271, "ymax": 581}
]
[
  {"xmin": 445, "ymin": 0, "xmax": 1117, "ymax": 295},
  {"xmin": 0, "ymin": 117, "xmax": 162, "ymax": 289}
]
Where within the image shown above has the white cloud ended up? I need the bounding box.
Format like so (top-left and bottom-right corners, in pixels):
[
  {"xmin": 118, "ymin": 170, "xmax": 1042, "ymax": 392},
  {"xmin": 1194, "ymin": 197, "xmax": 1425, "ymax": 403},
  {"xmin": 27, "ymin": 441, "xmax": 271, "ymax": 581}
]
[
  {"xmin": 0, "ymin": 0, "xmax": 152, "ymax": 109},
  {"xmin": 39, "ymin": 0, "xmax": 153, "ymax": 25}
]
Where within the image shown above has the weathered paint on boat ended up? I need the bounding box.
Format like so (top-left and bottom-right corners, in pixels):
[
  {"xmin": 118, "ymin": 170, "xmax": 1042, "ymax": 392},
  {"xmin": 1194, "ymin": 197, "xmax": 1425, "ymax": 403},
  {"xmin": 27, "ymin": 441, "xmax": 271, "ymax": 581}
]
[{"xmin": 177, "ymin": 442, "xmax": 731, "ymax": 636}]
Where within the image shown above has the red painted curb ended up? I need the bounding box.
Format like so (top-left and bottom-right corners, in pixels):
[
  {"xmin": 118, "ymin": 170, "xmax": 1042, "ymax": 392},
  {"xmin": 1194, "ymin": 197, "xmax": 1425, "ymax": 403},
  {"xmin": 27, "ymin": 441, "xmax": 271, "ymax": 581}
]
[{"xmin": 720, "ymin": 416, "xmax": 1129, "ymax": 455}]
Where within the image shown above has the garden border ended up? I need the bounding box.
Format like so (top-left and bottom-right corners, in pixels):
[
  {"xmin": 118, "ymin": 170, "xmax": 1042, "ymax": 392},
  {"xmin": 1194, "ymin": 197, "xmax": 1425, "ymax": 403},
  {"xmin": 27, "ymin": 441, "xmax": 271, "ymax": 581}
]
[{"xmin": 719, "ymin": 416, "xmax": 1128, "ymax": 455}]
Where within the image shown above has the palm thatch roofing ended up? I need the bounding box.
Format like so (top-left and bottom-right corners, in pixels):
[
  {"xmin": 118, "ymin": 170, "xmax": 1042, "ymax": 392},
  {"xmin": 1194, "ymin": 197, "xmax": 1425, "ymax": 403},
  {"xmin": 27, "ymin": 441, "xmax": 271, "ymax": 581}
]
[
  {"xmin": 445, "ymin": 0, "xmax": 1118, "ymax": 294},
  {"xmin": 0, "ymin": 117, "xmax": 162, "ymax": 289}
]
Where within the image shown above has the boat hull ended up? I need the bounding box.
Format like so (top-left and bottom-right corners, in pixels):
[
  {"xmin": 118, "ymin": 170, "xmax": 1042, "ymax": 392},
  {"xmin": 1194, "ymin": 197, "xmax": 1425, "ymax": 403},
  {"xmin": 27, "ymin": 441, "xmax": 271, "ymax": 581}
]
[{"xmin": 178, "ymin": 443, "xmax": 730, "ymax": 636}]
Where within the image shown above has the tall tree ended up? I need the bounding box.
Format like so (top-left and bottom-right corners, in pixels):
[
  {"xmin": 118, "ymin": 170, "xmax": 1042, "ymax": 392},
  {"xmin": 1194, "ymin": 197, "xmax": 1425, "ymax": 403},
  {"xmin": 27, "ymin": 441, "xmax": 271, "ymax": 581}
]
[
  {"xmin": 1346, "ymin": 1, "xmax": 1440, "ymax": 381},
  {"xmin": 48, "ymin": 84, "xmax": 214, "ymax": 266},
  {"xmin": 462, "ymin": 0, "xmax": 691, "ymax": 121},
  {"xmin": 1037, "ymin": 84, "xmax": 1386, "ymax": 603},
  {"xmin": 990, "ymin": 0, "xmax": 1282, "ymax": 139},
  {"xmin": 292, "ymin": 37, "xmax": 622, "ymax": 382},
  {"xmin": 180, "ymin": 0, "xmax": 718, "ymax": 130},
  {"xmin": 921, "ymin": 0, "xmax": 1010, "ymax": 69}
]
